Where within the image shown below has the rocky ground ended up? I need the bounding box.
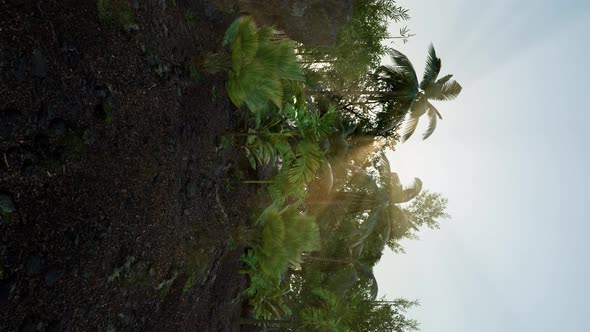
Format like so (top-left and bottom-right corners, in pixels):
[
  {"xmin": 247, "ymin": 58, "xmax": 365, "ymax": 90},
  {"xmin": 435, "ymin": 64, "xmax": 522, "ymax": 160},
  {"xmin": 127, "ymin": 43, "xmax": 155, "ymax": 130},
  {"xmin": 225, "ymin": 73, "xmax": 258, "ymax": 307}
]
[{"xmin": 0, "ymin": 0, "xmax": 255, "ymax": 330}]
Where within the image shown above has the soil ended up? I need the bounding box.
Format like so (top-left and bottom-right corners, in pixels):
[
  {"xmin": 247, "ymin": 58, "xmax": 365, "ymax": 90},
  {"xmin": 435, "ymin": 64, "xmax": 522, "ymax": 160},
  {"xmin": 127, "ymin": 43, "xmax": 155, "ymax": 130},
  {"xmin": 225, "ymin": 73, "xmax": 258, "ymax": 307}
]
[{"xmin": 0, "ymin": 0, "xmax": 258, "ymax": 330}]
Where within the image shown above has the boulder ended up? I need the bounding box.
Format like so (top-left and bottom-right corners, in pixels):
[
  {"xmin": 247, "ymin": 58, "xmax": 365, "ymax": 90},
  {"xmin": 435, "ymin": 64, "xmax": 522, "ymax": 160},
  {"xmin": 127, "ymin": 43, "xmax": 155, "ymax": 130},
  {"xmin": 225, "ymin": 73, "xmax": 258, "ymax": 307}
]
[{"xmin": 237, "ymin": 0, "xmax": 354, "ymax": 46}]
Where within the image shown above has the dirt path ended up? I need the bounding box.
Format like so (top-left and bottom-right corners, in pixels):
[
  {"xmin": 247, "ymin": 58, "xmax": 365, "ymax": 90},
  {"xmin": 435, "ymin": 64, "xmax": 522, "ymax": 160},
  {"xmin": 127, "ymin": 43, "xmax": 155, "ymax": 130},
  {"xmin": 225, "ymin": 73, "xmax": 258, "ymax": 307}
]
[{"xmin": 0, "ymin": 1, "xmax": 252, "ymax": 330}]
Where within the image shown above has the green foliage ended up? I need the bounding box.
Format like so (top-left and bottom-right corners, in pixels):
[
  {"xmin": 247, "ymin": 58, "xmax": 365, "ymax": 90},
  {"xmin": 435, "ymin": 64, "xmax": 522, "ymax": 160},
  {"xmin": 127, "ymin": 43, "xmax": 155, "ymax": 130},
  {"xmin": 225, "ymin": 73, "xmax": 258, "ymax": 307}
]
[
  {"xmin": 241, "ymin": 250, "xmax": 293, "ymax": 319},
  {"xmin": 194, "ymin": 52, "xmax": 231, "ymax": 75},
  {"xmin": 97, "ymin": 0, "xmax": 135, "ymax": 28},
  {"xmin": 240, "ymin": 203, "xmax": 320, "ymax": 319},
  {"xmin": 379, "ymin": 44, "xmax": 462, "ymax": 142},
  {"xmin": 257, "ymin": 204, "xmax": 320, "ymax": 277},
  {"xmin": 289, "ymin": 139, "xmax": 322, "ymax": 185},
  {"xmin": 298, "ymin": 0, "xmax": 411, "ymax": 94},
  {"xmin": 223, "ymin": 16, "xmax": 304, "ymax": 112},
  {"xmin": 300, "ymin": 288, "xmax": 354, "ymax": 331},
  {"xmin": 405, "ymin": 190, "xmax": 450, "ymax": 230},
  {"xmin": 240, "ymin": 102, "xmax": 337, "ymax": 197},
  {"xmin": 218, "ymin": 9, "xmax": 456, "ymax": 331}
]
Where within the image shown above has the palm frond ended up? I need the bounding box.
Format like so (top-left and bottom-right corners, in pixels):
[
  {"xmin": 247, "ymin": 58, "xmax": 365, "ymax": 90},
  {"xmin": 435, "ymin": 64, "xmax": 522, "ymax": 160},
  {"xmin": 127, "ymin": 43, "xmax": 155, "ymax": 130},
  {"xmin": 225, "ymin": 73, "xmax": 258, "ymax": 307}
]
[
  {"xmin": 224, "ymin": 16, "xmax": 303, "ymax": 111},
  {"xmin": 317, "ymin": 106, "xmax": 338, "ymax": 138},
  {"xmin": 400, "ymin": 178, "xmax": 423, "ymax": 203},
  {"xmin": 353, "ymin": 261, "xmax": 379, "ymax": 300},
  {"xmin": 372, "ymin": 59, "xmax": 419, "ymax": 103},
  {"xmin": 256, "ymin": 25, "xmax": 276, "ymax": 43},
  {"xmin": 259, "ymin": 207, "xmax": 287, "ymax": 276},
  {"xmin": 399, "ymin": 112, "xmax": 419, "ymax": 143},
  {"xmin": 388, "ymin": 50, "xmax": 418, "ymax": 86},
  {"xmin": 351, "ymin": 207, "xmax": 383, "ymax": 249},
  {"xmin": 229, "ymin": 16, "xmax": 259, "ymax": 71},
  {"xmin": 222, "ymin": 16, "xmax": 240, "ymax": 46},
  {"xmin": 399, "ymin": 95, "xmax": 428, "ymax": 142},
  {"xmin": 432, "ymin": 79, "xmax": 462, "ymax": 101},
  {"xmin": 320, "ymin": 161, "xmax": 334, "ymax": 194},
  {"xmin": 422, "ymin": 102, "xmax": 440, "ymax": 140},
  {"xmin": 226, "ymin": 71, "xmax": 247, "ymax": 107},
  {"xmin": 420, "ymin": 43, "xmax": 441, "ymax": 90},
  {"xmin": 282, "ymin": 209, "xmax": 321, "ymax": 259},
  {"xmin": 435, "ymin": 74, "xmax": 453, "ymax": 86},
  {"xmin": 375, "ymin": 152, "xmax": 392, "ymax": 180},
  {"xmin": 289, "ymin": 139, "xmax": 322, "ymax": 185}
]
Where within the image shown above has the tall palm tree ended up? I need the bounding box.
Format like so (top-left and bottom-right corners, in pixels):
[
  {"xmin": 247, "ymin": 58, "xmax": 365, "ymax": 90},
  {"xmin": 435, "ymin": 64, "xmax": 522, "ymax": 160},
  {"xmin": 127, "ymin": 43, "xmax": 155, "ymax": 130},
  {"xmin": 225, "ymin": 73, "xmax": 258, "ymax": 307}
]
[
  {"xmin": 348, "ymin": 153, "xmax": 422, "ymax": 255},
  {"xmin": 373, "ymin": 44, "xmax": 462, "ymax": 142},
  {"xmin": 312, "ymin": 153, "xmax": 422, "ymax": 260}
]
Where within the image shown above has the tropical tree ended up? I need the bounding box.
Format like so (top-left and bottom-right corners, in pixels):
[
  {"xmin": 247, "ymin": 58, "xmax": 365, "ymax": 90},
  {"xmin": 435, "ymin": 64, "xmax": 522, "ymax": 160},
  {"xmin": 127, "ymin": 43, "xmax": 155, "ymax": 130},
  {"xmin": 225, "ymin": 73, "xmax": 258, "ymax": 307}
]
[
  {"xmin": 197, "ymin": 16, "xmax": 304, "ymax": 113},
  {"xmin": 297, "ymin": 0, "xmax": 412, "ymax": 95},
  {"xmin": 295, "ymin": 153, "xmax": 424, "ymax": 306},
  {"xmin": 373, "ymin": 44, "xmax": 462, "ymax": 141}
]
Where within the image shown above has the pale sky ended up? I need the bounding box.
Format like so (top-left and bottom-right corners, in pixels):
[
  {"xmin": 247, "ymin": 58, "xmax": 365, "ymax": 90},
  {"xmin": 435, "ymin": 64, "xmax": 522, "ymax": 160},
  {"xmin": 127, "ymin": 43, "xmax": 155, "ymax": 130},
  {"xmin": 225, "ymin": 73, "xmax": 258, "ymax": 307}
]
[{"xmin": 374, "ymin": 1, "xmax": 590, "ymax": 331}]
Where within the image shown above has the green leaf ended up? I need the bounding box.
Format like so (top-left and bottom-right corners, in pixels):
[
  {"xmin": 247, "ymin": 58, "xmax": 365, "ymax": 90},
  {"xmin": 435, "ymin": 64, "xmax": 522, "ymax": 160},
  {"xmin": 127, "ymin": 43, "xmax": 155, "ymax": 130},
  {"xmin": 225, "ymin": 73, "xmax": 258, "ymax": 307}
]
[
  {"xmin": 288, "ymin": 139, "xmax": 322, "ymax": 185},
  {"xmin": 420, "ymin": 43, "xmax": 441, "ymax": 90},
  {"xmin": 433, "ymin": 79, "xmax": 462, "ymax": 101},
  {"xmin": 230, "ymin": 16, "xmax": 259, "ymax": 70},
  {"xmin": 422, "ymin": 102, "xmax": 440, "ymax": 140}
]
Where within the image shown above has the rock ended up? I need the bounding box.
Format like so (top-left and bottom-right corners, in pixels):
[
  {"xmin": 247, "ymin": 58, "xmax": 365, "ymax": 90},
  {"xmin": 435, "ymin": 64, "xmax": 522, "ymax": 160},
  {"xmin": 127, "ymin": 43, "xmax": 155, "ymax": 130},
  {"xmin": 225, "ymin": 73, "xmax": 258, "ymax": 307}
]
[
  {"xmin": 25, "ymin": 255, "xmax": 42, "ymax": 276},
  {"xmin": 94, "ymin": 86, "xmax": 108, "ymax": 99},
  {"xmin": 0, "ymin": 193, "xmax": 16, "ymax": 214},
  {"xmin": 13, "ymin": 55, "xmax": 27, "ymax": 81},
  {"xmin": 36, "ymin": 103, "xmax": 54, "ymax": 127},
  {"xmin": 21, "ymin": 159, "xmax": 34, "ymax": 176},
  {"xmin": 19, "ymin": 317, "xmax": 41, "ymax": 332},
  {"xmin": 48, "ymin": 118, "xmax": 66, "ymax": 136},
  {"xmin": 186, "ymin": 180, "xmax": 197, "ymax": 198},
  {"xmin": 34, "ymin": 134, "xmax": 51, "ymax": 159},
  {"xmin": 237, "ymin": 0, "xmax": 354, "ymax": 46},
  {"xmin": 44, "ymin": 268, "xmax": 64, "ymax": 287},
  {"xmin": 82, "ymin": 128, "xmax": 98, "ymax": 146},
  {"xmin": 0, "ymin": 109, "xmax": 23, "ymax": 139},
  {"xmin": 0, "ymin": 279, "xmax": 11, "ymax": 306},
  {"xmin": 31, "ymin": 48, "xmax": 47, "ymax": 78},
  {"xmin": 94, "ymin": 98, "xmax": 113, "ymax": 124}
]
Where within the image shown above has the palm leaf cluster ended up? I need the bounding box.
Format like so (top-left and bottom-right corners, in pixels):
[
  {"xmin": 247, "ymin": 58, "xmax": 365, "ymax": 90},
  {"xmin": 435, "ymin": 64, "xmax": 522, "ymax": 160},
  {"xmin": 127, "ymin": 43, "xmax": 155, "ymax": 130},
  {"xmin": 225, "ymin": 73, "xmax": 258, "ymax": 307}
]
[
  {"xmin": 258, "ymin": 204, "xmax": 320, "ymax": 277},
  {"xmin": 300, "ymin": 288, "xmax": 357, "ymax": 331},
  {"xmin": 224, "ymin": 16, "xmax": 304, "ymax": 112},
  {"xmin": 217, "ymin": 10, "xmax": 457, "ymax": 329},
  {"xmin": 242, "ymin": 103, "xmax": 338, "ymax": 203},
  {"xmin": 240, "ymin": 204, "xmax": 320, "ymax": 319},
  {"xmin": 380, "ymin": 44, "xmax": 462, "ymax": 141},
  {"xmin": 241, "ymin": 250, "xmax": 293, "ymax": 319}
]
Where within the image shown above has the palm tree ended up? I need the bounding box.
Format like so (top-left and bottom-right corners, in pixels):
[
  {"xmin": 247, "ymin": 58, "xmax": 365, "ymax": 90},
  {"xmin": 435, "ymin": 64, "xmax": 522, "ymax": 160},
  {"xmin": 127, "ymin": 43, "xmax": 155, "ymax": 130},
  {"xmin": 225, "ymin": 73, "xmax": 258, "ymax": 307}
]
[
  {"xmin": 349, "ymin": 153, "xmax": 422, "ymax": 255},
  {"xmin": 312, "ymin": 153, "xmax": 422, "ymax": 262},
  {"xmin": 373, "ymin": 44, "xmax": 462, "ymax": 142}
]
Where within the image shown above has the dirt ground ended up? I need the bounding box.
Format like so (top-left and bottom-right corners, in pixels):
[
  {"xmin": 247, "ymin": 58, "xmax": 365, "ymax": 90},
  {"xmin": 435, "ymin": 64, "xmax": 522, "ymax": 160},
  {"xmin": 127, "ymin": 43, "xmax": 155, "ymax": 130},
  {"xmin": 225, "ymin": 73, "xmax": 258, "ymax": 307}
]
[{"xmin": 0, "ymin": 0, "xmax": 257, "ymax": 330}]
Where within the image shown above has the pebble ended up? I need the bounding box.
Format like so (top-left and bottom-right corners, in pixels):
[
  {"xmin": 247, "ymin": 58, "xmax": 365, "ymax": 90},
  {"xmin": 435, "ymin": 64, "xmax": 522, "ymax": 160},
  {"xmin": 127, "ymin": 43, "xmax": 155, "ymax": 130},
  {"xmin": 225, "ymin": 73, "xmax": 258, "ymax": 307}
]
[{"xmin": 0, "ymin": 193, "xmax": 16, "ymax": 214}]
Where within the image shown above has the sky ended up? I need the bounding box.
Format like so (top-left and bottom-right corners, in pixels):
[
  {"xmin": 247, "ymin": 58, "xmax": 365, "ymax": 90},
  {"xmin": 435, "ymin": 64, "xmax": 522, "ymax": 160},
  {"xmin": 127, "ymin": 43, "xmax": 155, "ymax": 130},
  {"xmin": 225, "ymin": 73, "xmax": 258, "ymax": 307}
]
[{"xmin": 374, "ymin": 1, "xmax": 590, "ymax": 331}]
